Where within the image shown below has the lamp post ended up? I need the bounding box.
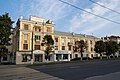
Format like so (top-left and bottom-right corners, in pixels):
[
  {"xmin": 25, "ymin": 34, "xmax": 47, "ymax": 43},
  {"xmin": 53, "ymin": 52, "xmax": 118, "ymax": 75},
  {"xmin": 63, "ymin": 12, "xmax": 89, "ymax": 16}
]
[{"xmin": 31, "ymin": 31, "xmax": 34, "ymax": 64}]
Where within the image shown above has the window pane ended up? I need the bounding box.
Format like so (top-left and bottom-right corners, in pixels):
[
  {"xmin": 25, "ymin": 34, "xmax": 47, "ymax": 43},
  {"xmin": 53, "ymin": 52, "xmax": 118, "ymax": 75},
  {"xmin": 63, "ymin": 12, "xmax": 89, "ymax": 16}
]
[
  {"xmin": 55, "ymin": 38, "xmax": 58, "ymax": 42},
  {"xmin": 35, "ymin": 45, "xmax": 40, "ymax": 50},
  {"xmin": 63, "ymin": 54, "xmax": 68, "ymax": 59},
  {"xmin": 47, "ymin": 27, "xmax": 51, "ymax": 32},
  {"xmin": 22, "ymin": 54, "xmax": 31, "ymax": 62},
  {"xmin": 35, "ymin": 35, "xmax": 40, "ymax": 41},
  {"xmin": 56, "ymin": 54, "xmax": 62, "ymax": 60},
  {"xmin": 68, "ymin": 46, "xmax": 71, "ymax": 50},
  {"xmin": 23, "ymin": 44, "xmax": 28, "ymax": 50},
  {"xmin": 3, "ymin": 56, "xmax": 7, "ymax": 61},
  {"xmin": 55, "ymin": 46, "xmax": 58, "ymax": 50},
  {"xmin": 24, "ymin": 24, "xmax": 29, "ymax": 30},
  {"xmin": 62, "ymin": 46, "xmax": 65, "ymax": 50},
  {"xmin": 75, "ymin": 54, "xmax": 78, "ymax": 58}
]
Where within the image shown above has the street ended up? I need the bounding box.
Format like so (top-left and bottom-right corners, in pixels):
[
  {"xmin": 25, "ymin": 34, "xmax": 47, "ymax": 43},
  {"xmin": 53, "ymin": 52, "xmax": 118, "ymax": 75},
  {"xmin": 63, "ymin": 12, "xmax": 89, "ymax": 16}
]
[
  {"xmin": 0, "ymin": 60, "xmax": 120, "ymax": 80},
  {"xmin": 30, "ymin": 60, "xmax": 120, "ymax": 80}
]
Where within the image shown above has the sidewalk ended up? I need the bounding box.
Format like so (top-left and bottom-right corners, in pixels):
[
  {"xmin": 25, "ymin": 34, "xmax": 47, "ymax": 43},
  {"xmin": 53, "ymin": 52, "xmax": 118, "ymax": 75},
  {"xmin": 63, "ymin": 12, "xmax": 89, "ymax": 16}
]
[
  {"xmin": 0, "ymin": 64, "xmax": 27, "ymax": 69},
  {"xmin": 84, "ymin": 72, "xmax": 120, "ymax": 80},
  {"xmin": 0, "ymin": 66, "xmax": 63, "ymax": 80}
]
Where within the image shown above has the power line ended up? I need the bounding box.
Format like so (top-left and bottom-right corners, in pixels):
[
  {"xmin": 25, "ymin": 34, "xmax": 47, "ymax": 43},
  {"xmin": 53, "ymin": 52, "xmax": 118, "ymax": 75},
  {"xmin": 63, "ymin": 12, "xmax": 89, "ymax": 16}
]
[
  {"xmin": 58, "ymin": 0, "xmax": 120, "ymax": 24},
  {"xmin": 89, "ymin": 0, "xmax": 120, "ymax": 15}
]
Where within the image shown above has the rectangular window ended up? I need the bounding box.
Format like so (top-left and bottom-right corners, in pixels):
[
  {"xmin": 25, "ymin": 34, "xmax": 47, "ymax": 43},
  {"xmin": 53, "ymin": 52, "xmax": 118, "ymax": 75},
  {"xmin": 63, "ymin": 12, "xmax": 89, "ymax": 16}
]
[
  {"xmin": 35, "ymin": 27, "xmax": 37, "ymax": 31},
  {"xmin": 22, "ymin": 54, "xmax": 31, "ymax": 62},
  {"xmin": 56, "ymin": 54, "xmax": 62, "ymax": 60},
  {"xmin": 55, "ymin": 38, "xmax": 58, "ymax": 42},
  {"xmin": 35, "ymin": 45, "xmax": 40, "ymax": 50},
  {"xmin": 23, "ymin": 44, "xmax": 28, "ymax": 50},
  {"xmin": 68, "ymin": 46, "xmax": 71, "ymax": 50},
  {"xmin": 90, "ymin": 40, "xmax": 92, "ymax": 45},
  {"xmin": 47, "ymin": 27, "xmax": 51, "ymax": 32},
  {"xmin": 2, "ymin": 56, "xmax": 7, "ymax": 61},
  {"xmin": 86, "ymin": 54, "xmax": 89, "ymax": 57},
  {"xmin": 70, "ymin": 54, "xmax": 72, "ymax": 58},
  {"xmin": 63, "ymin": 54, "xmax": 68, "ymax": 59},
  {"xmin": 75, "ymin": 54, "xmax": 78, "ymax": 58},
  {"xmin": 55, "ymin": 46, "xmax": 58, "ymax": 50},
  {"xmin": 35, "ymin": 35, "xmax": 40, "ymax": 41},
  {"xmin": 62, "ymin": 46, "xmax": 65, "ymax": 50},
  {"xmin": 34, "ymin": 27, "xmax": 41, "ymax": 32},
  {"xmin": 35, "ymin": 54, "xmax": 42, "ymax": 62},
  {"xmin": 24, "ymin": 24, "xmax": 29, "ymax": 30},
  {"xmin": 91, "ymin": 47, "xmax": 93, "ymax": 52},
  {"xmin": 39, "ymin": 28, "xmax": 41, "ymax": 32}
]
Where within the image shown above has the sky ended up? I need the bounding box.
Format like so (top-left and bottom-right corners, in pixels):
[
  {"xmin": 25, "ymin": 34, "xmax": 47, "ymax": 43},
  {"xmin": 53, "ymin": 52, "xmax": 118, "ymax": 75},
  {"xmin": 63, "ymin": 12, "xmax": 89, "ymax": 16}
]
[{"xmin": 0, "ymin": 0, "xmax": 120, "ymax": 37}]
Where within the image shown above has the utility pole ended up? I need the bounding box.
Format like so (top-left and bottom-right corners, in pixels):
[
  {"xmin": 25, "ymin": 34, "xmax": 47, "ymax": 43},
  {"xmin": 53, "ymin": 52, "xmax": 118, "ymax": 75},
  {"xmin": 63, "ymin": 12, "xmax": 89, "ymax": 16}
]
[{"xmin": 31, "ymin": 31, "xmax": 34, "ymax": 64}]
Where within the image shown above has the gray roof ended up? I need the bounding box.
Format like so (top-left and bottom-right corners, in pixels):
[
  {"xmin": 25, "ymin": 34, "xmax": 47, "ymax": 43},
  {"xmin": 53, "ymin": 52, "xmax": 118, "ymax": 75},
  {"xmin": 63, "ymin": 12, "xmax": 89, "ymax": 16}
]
[{"xmin": 54, "ymin": 31, "xmax": 99, "ymax": 40}]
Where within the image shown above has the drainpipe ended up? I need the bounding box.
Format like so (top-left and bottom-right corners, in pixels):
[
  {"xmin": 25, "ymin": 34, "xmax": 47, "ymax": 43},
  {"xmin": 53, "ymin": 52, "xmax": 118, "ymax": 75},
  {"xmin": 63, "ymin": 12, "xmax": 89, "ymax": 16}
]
[{"xmin": 31, "ymin": 31, "xmax": 34, "ymax": 64}]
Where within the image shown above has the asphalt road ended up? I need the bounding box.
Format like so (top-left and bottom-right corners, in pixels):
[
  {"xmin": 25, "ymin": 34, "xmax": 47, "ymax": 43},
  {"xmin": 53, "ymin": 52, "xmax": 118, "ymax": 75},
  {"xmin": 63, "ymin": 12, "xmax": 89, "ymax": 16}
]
[{"xmin": 29, "ymin": 60, "xmax": 120, "ymax": 80}]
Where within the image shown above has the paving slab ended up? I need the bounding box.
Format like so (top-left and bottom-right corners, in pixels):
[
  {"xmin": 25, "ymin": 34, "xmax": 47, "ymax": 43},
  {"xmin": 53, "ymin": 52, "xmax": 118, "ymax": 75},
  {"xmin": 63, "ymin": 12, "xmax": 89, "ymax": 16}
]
[{"xmin": 0, "ymin": 66, "xmax": 63, "ymax": 80}]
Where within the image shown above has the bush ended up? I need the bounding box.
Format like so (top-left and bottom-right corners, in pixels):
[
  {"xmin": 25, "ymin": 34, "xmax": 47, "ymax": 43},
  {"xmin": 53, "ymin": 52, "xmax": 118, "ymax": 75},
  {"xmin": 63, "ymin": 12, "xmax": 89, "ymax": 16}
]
[
  {"xmin": 102, "ymin": 56, "xmax": 107, "ymax": 59},
  {"xmin": 0, "ymin": 62, "xmax": 15, "ymax": 65},
  {"xmin": 70, "ymin": 57, "xmax": 81, "ymax": 61},
  {"xmin": 82, "ymin": 57, "xmax": 92, "ymax": 60},
  {"xmin": 70, "ymin": 57, "xmax": 92, "ymax": 61},
  {"xmin": 93, "ymin": 57, "xmax": 100, "ymax": 59}
]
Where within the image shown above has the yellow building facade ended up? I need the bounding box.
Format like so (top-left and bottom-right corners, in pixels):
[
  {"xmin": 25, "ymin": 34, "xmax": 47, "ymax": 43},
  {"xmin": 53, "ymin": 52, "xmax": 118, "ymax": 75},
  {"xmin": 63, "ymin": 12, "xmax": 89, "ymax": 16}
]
[{"xmin": 13, "ymin": 16, "xmax": 99, "ymax": 64}]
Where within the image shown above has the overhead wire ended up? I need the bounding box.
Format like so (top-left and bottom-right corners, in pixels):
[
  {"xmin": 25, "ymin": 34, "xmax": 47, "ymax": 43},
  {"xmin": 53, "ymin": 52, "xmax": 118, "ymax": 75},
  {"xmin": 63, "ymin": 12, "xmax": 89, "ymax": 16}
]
[
  {"xmin": 58, "ymin": 0, "xmax": 120, "ymax": 24},
  {"xmin": 89, "ymin": 0, "xmax": 120, "ymax": 15}
]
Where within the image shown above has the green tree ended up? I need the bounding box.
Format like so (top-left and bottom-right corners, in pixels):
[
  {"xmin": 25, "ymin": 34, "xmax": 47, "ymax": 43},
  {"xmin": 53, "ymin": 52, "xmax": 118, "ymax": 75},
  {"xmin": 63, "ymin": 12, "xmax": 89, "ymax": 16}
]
[
  {"xmin": 0, "ymin": 13, "xmax": 13, "ymax": 62},
  {"xmin": 41, "ymin": 35, "xmax": 54, "ymax": 61},
  {"xmin": 74, "ymin": 40, "xmax": 87, "ymax": 61},
  {"xmin": 105, "ymin": 41, "xmax": 118, "ymax": 59},
  {"xmin": 94, "ymin": 40, "xmax": 106, "ymax": 59}
]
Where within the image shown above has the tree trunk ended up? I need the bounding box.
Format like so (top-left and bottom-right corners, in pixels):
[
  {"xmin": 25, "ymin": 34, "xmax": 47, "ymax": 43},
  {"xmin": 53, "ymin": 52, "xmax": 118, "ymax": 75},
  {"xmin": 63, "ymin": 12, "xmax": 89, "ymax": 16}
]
[
  {"xmin": 0, "ymin": 56, "xmax": 1, "ymax": 63},
  {"xmin": 112, "ymin": 54, "xmax": 115, "ymax": 59},
  {"xmin": 107, "ymin": 55, "xmax": 110, "ymax": 59},
  {"xmin": 100, "ymin": 53, "xmax": 102, "ymax": 59},
  {"xmin": 80, "ymin": 52, "xmax": 83, "ymax": 61}
]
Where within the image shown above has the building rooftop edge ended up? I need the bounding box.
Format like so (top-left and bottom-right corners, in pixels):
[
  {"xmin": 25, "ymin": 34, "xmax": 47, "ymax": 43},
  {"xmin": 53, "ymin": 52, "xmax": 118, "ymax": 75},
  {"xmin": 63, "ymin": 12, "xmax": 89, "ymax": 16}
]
[{"xmin": 54, "ymin": 31, "xmax": 99, "ymax": 39}]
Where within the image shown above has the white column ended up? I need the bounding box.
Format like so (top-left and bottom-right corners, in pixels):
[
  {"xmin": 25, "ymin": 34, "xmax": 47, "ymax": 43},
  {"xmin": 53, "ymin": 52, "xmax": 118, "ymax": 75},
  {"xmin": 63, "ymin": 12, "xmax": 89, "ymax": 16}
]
[
  {"xmin": 61, "ymin": 54, "xmax": 63, "ymax": 61},
  {"xmin": 42, "ymin": 54, "xmax": 45, "ymax": 62},
  {"xmin": 68, "ymin": 54, "xmax": 70, "ymax": 61},
  {"xmin": 54, "ymin": 54, "xmax": 56, "ymax": 61}
]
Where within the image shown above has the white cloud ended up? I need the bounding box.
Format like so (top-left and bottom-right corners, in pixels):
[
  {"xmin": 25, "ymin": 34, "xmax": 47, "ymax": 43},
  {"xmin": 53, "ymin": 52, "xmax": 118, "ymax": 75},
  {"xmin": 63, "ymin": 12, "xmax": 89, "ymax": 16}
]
[
  {"xmin": 18, "ymin": 0, "xmax": 120, "ymax": 36},
  {"xmin": 69, "ymin": 0, "xmax": 120, "ymax": 34},
  {"xmin": 20, "ymin": 0, "xmax": 78, "ymax": 21}
]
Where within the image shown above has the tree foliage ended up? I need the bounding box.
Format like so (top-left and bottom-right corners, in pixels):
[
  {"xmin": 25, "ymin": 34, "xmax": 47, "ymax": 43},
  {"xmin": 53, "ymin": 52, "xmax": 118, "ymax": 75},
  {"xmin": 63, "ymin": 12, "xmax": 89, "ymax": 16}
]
[
  {"xmin": 118, "ymin": 43, "xmax": 120, "ymax": 54},
  {"xmin": 95, "ymin": 40, "xmax": 119, "ymax": 59},
  {"xmin": 0, "ymin": 13, "xmax": 13, "ymax": 59},
  {"xmin": 41, "ymin": 35, "xmax": 54, "ymax": 60},
  {"xmin": 94, "ymin": 40, "xmax": 106, "ymax": 59},
  {"xmin": 74, "ymin": 40, "xmax": 87, "ymax": 60},
  {"xmin": 105, "ymin": 41, "xmax": 118, "ymax": 56}
]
